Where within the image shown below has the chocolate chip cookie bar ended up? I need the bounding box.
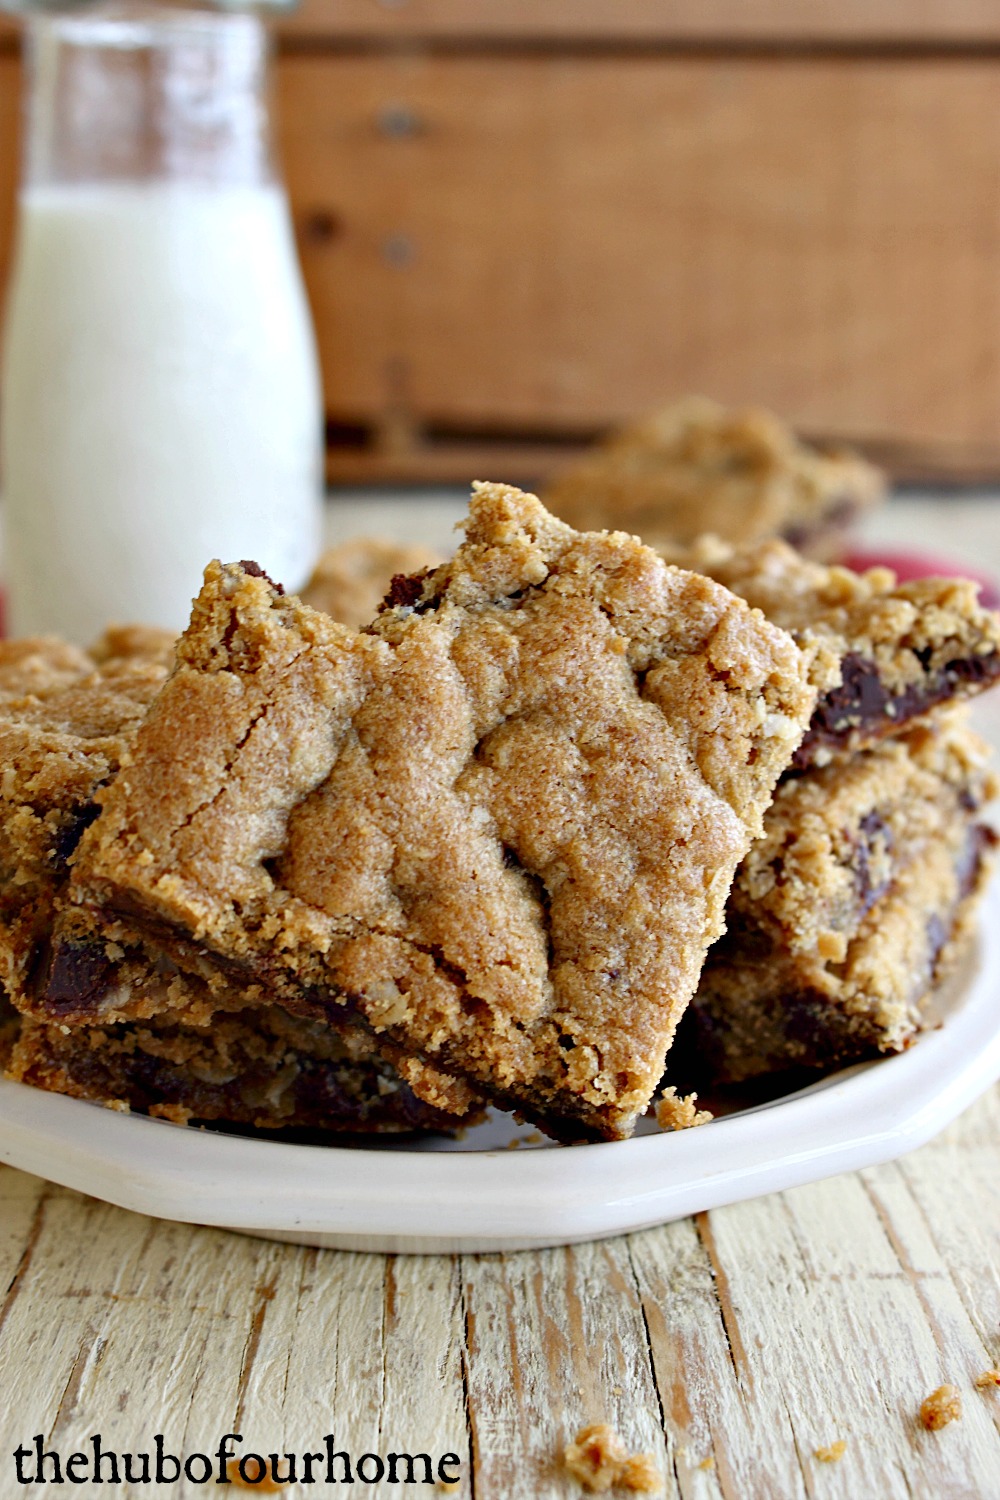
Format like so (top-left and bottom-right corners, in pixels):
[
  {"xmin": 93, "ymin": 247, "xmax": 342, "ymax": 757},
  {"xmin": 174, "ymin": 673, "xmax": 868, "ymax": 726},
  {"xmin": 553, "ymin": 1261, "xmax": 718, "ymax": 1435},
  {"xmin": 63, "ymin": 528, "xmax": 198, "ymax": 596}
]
[
  {"xmin": 0, "ymin": 631, "xmax": 174, "ymax": 998},
  {"xmin": 70, "ymin": 483, "xmax": 817, "ymax": 1141},
  {"xmin": 0, "ymin": 632, "xmax": 473, "ymax": 1133},
  {"xmin": 302, "ymin": 537, "xmax": 443, "ymax": 631},
  {"xmin": 667, "ymin": 536, "xmax": 1000, "ymax": 769},
  {"xmin": 670, "ymin": 714, "xmax": 997, "ymax": 1084},
  {"xmin": 544, "ymin": 396, "xmax": 884, "ymax": 558}
]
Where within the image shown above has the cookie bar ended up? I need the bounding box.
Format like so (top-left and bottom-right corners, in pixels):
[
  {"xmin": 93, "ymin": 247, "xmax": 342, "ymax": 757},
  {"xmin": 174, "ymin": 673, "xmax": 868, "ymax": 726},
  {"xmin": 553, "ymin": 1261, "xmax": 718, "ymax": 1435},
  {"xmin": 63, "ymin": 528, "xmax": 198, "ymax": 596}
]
[
  {"xmin": 7, "ymin": 1002, "xmax": 465, "ymax": 1134},
  {"xmin": 670, "ymin": 717, "xmax": 997, "ymax": 1085},
  {"xmin": 544, "ymin": 396, "xmax": 884, "ymax": 559},
  {"xmin": 667, "ymin": 535, "xmax": 1000, "ymax": 769},
  {"xmin": 70, "ymin": 483, "xmax": 817, "ymax": 1141},
  {"xmin": 0, "ymin": 631, "xmax": 174, "ymax": 997},
  {"xmin": 0, "ymin": 632, "xmax": 475, "ymax": 1133},
  {"xmin": 302, "ymin": 537, "xmax": 443, "ymax": 631},
  {"xmin": 728, "ymin": 713, "xmax": 996, "ymax": 963}
]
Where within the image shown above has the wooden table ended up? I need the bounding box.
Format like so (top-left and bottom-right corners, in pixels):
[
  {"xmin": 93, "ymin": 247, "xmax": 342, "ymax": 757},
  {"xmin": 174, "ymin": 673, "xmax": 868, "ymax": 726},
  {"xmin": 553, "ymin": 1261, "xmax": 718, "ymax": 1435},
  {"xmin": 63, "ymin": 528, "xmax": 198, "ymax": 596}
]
[{"xmin": 3, "ymin": 493, "xmax": 1000, "ymax": 1499}]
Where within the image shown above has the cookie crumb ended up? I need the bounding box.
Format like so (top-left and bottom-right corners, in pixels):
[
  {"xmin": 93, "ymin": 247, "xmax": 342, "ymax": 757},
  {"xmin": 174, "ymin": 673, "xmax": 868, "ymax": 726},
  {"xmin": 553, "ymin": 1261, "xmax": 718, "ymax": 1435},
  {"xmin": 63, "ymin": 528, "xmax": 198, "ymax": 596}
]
[
  {"xmin": 655, "ymin": 1088, "xmax": 712, "ymax": 1131},
  {"xmin": 919, "ymin": 1385, "xmax": 962, "ymax": 1430},
  {"xmin": 226, "ymin": 1457, "xmax": 287, "ymax": 1490},
  {"xmin": 563, "ymin": 1424, "xmax": 662, "ymax": 1493},
  {"xmin": 437, "ymin": 1482, "xmax": 461, "ymax": 1493},
  {"xmin": 975, "ymin": 1369, "xmax": 1000, "ymax": 1389},
  {"xmin": 814, "ymin": 1441, "xmax": 846, "ymax": 1463},
  {"xmin": 698, "ymin": 1454, "xmax": 715, "ymax": 1470}
]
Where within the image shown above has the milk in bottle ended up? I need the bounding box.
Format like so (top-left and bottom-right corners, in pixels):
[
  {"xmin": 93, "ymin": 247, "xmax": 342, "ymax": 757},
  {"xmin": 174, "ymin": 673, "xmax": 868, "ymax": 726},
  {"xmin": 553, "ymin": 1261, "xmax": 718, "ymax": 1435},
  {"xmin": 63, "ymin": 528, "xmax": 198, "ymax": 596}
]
[{"xmin": 0, "ymin": 3, "xmax": 323, "ymax": 640}]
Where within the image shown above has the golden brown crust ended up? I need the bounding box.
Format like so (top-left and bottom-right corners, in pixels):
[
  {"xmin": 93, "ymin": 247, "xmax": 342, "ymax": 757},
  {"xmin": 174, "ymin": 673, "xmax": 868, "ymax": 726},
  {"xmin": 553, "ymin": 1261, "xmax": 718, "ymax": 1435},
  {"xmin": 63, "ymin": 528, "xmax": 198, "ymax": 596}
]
[
  {"xmin": 0, "ymin": 630, "xmax": 474, "ymax": 1134},
  {"xmin": 0, "ymin": 635, "xmax": 173, "ymax": 998},
  {"xmin": 72, "ymin": 483, "xmax": 816, "ymax": 1140},
  {"xmin": 730, "ymin": 713, "xmax": 997, "ymax": 963},
  {"xmin": 677, "ymin": 787, "xmax": 996, "ymax": 1086}
]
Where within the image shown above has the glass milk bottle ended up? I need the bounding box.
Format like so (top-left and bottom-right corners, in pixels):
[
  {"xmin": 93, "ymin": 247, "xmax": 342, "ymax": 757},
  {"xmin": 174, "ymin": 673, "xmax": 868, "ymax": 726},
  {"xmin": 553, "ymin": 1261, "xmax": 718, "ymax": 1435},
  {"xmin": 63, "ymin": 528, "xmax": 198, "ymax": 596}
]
[{"xmin": 0, "ymin": 0, "xmax": 322, "ymax": 640}]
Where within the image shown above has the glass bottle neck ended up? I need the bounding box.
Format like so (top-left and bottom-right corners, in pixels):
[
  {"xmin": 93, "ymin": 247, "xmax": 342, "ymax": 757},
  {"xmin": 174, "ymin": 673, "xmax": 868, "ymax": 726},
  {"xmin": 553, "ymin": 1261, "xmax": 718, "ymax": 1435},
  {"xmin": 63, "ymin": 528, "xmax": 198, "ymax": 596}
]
[{"xmin": 22, "ymin": 3, "xmax": 275, "ymax": 188}]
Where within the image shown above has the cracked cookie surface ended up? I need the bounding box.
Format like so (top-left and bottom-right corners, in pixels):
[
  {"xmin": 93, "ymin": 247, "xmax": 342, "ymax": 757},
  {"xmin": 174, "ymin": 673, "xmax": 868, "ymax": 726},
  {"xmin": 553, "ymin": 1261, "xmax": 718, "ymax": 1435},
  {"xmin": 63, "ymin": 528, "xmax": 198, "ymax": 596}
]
[{"xmin": 72, "ymin": 483, "xmax": 817, "ymax": 1140}]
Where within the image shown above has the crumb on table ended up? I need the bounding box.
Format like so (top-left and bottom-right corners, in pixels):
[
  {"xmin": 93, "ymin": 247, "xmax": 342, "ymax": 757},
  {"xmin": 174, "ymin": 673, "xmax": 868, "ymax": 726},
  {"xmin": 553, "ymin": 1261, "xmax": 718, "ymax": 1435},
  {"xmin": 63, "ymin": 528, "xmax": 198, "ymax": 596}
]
[
  {"xmin": 975, "ymin": 1369, "xmax": 1000, "ymax": 1389},
  {"xmin": 814, "ymin": 1440, "xmax": 846, "ymax": 1463},
  {"xmin": 697, "ymin": 1454, "xmax": 715, "ymax": 1470},
  {"xmin": 654, "ymin": 1088, "xmax": 713, "ymax": 1131},
  {"xmin": 919, "ymin": 1385, "xmax": 962, "ymax": 1431},
  {"xmin": 563, "ymin": 1424, "xmax": 662, "ymax": 1493},
  {"xmin": 226, "ymin": 1456, "xmax": 287, "ymax": 1489}
]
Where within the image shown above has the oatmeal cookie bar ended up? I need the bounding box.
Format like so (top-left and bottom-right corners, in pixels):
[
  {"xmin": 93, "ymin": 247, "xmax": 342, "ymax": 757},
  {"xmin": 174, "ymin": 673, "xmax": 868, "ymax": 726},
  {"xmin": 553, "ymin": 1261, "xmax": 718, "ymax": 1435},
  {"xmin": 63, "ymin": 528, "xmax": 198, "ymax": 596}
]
[
  {"xmin": 665, "ymin": 535, "xmax": 1000, "ymax": 769},
  {"xmin": 71, "ymin": 483, "xmax": 816, "ymax": 1141},
  {"xmin": 670, "ymin": 718, "xmax": 997, "ymax": 1084},
  {"xmin": 544, "ymin": 396, "xmax": 884, "ymax": 559},
  {"xmin": 302, "ymin": 537, "xmax": 443, "ymax": 631},
  {"xmin": 0, "ymin": 634, "xmax": 474, "ymax": 1132}
]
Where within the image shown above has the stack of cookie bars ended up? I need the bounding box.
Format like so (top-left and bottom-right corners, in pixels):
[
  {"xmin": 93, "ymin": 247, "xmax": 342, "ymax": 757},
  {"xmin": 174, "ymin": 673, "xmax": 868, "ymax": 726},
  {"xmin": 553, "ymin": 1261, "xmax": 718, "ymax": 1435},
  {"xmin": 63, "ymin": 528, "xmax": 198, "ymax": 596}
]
[
  {"xmin": 0, "ymin": 631, "xmax": 471, "ymax": 1135},
  {"xmin": 661, "ymin": 535, "xmax": 1000, "ymax": 1088},
  {"xmin": 3, "ymin": 484, "xmax": 999, "ymax": 1143}
]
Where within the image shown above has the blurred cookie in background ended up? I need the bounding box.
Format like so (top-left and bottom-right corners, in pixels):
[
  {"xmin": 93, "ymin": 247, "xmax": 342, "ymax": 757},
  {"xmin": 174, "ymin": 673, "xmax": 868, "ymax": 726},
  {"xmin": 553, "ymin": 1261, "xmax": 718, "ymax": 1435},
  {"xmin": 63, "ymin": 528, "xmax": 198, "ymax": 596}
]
[{"xmin": 543, "ymin": 395, "xmax": 885, "ymax": 559}]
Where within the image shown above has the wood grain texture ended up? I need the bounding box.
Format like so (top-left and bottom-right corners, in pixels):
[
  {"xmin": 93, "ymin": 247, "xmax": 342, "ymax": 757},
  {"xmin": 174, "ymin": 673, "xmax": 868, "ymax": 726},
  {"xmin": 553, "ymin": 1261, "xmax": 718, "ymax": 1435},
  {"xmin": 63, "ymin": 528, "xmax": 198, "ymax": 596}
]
[
  {"xmin": 4, "ymin": 3, "xmax": 1000, "ymax": 48},
  {"xmin": 1, "ymin": 1092, "xmax": 999, "ymax": 1498},
  {"xmin": 278, "ymin": 53, "xmax": 1000, "ymax": 453},
  {"xmin": 278, "ymin": 2, "xmax": 1000, "ymax": 48}
]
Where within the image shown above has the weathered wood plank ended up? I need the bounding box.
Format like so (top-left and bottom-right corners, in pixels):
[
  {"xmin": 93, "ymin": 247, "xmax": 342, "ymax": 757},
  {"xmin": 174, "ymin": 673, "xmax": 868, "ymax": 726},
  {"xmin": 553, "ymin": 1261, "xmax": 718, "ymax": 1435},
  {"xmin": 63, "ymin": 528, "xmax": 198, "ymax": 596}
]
[
  {"xmin": 280, "ymin": 53, "xmax": 1000, "ymax": 450},
  {"xmin": 0, "ymin": 1109, "xmax": 998, "ymax": 1498},
  {"xmin": 459, "ymin": 1240, "xmax": 667, "ymax": 1497}
]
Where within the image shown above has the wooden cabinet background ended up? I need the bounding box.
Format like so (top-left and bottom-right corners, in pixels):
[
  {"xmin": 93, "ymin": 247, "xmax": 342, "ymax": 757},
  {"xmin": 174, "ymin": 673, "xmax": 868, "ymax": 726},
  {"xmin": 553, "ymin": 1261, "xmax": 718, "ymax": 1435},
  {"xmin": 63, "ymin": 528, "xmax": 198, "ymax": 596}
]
[{"xmin": 3, "ymin": 1, "xmax": 1000, "ymax": 482}]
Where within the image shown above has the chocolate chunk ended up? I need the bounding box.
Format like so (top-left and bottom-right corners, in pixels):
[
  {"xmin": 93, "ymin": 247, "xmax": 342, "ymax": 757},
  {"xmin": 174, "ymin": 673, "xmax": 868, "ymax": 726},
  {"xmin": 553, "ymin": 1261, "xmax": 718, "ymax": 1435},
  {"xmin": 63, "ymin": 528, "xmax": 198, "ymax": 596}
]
[
  {"xmin": 383, "ymin": 568, "xmax": 435, "ymax": 611},
  {"xmin": 794, "ymin": 649, "xmax": 1000, "ymax": 769},
  {"xmin": 236, "ymin": 560, "xmax": 285, "ymax": 595},
  {"xmin": 854, "ymin": 809, "xmax": 892, "ymax": 913},
  {"xmin": 50, "ymin": 802, "xmax": 103, "ymax": 871},
  {"xmin": 43, "ymin": 940, "xmax": 117, "ymax": 1016}
]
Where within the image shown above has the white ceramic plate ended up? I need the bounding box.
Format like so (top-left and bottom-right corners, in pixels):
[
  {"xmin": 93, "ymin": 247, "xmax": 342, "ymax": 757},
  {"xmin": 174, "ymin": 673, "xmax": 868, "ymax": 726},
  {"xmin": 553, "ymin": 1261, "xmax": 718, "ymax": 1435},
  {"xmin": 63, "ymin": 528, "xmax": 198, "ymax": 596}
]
[{"xmin": 2, "ymin": 877, "xmax": 999, "ymax": 1255}]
